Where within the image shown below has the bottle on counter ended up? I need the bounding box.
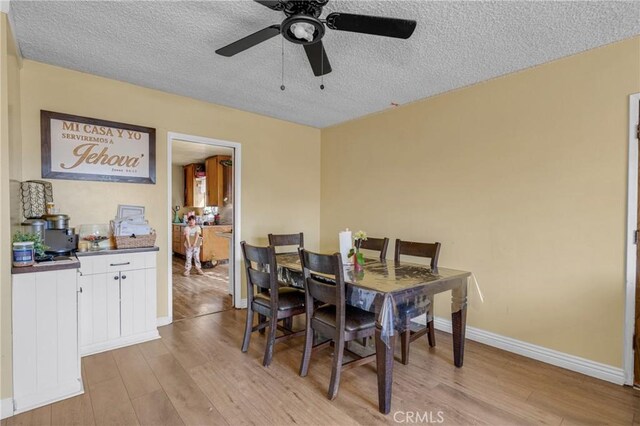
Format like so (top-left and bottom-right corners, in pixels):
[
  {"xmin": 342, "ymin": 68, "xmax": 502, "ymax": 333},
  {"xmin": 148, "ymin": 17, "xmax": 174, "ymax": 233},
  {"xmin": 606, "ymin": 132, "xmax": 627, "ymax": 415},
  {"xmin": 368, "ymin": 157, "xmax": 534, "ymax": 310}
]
[{"xmin": 214, "ymin": 213, "xmax": 220, "ymax": 225}]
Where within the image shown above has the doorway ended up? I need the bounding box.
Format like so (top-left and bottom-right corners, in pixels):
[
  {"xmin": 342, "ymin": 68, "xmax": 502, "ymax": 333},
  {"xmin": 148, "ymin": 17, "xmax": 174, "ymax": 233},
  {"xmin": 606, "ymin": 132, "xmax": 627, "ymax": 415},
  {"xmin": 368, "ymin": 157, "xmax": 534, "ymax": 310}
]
[
  {"xmin": 167, "ymin": 132, "xmax": 242, "ymax": 323},
  {"xmin": 625, "ymin": 93, "xmax": 640, "ymax": 386}
]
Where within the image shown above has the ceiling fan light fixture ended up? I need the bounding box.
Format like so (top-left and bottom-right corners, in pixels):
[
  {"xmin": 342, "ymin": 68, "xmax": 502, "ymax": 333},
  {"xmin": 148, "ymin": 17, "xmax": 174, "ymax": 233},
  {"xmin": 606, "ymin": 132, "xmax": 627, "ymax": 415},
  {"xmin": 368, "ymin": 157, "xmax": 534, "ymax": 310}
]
[
  {"xmin": 282, "ymin": 15, "xmax": 325, "ymax": 45},
  {"xmin": 291, "ymin": 22, "xmax": 315, "ymax": 42}
]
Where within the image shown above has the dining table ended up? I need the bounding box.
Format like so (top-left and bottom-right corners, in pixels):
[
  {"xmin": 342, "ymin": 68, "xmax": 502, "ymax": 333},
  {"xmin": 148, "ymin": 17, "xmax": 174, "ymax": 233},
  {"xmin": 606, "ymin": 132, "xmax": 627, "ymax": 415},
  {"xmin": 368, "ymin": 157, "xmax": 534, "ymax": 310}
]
[{"xmin": 275, "ymin": 252, "xmax": 472, "ymax": 414}]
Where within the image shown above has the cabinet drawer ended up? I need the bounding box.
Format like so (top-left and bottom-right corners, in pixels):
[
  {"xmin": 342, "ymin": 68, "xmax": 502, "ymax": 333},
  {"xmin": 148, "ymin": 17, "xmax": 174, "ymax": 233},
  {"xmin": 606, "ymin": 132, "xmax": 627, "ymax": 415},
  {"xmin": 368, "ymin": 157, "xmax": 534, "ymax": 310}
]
[{"xmin": 79, "ymin": 252, "xmax": 155, "ymax": 275}]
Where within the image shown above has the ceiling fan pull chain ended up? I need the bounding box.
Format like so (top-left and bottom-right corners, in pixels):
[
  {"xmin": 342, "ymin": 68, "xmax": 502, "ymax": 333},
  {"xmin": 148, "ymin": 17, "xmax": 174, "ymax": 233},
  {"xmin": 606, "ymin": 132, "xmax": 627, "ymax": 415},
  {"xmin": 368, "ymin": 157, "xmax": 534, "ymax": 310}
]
[
  {"xmin": 280, "ymin": 36, "xmax": 286, "ymax": 91},
  {"xmin": 320, "ymin": 46, "xmax": 325, "ymax": 90}
]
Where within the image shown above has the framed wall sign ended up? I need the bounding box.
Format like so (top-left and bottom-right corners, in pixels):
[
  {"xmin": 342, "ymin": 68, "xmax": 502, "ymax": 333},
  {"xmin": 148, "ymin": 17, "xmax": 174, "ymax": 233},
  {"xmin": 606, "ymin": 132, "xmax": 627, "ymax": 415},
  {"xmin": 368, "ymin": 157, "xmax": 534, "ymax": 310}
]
[{"xmin": 41, "ymin": 110, "xmax": 156, "ymax": 184}]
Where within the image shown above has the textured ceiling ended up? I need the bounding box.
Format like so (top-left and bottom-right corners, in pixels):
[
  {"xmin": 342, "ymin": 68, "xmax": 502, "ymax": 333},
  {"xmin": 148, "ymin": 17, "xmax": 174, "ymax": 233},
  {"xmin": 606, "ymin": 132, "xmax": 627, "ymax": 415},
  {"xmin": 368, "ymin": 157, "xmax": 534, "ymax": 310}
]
[
  {"xmin": 9, "ymin": 0, "xmax": 640, "ymax": 128},
  {"xmin": 172, "ymin": 139, "xmax": 233, "ymax": 166}
]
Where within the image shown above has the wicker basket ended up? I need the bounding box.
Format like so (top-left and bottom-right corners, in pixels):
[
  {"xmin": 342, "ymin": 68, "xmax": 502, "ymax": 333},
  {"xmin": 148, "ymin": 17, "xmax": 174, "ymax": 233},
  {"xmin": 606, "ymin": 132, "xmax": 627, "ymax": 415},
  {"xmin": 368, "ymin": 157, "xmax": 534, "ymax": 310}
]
[{"xmin": 114, "ymin": 233, "xmax": 157, "ymax": 249}]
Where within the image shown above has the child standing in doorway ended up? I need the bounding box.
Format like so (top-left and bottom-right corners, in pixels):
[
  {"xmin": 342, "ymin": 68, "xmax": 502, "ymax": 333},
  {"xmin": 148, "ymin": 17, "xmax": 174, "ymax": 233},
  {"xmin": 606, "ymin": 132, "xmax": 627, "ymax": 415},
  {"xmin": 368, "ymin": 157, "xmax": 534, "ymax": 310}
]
[{"xmin": 183, "ymin": 215, "xmax": 204, "ymax": 276}]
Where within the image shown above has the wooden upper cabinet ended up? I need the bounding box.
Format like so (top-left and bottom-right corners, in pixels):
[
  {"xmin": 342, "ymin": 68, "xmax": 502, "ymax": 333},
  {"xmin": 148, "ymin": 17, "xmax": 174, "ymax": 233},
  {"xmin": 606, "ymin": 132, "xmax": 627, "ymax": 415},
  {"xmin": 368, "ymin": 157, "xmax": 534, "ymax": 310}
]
[
  {"xmin": 184, "ymin": 163, "xmax": 206, "ymax": 207},
  {"xmin": 206, "ymin": 155, "xmax": 232, "ymax": 206},
  {"xmin": 184, "ymin": 163, "xmax": 195, "ymax": 207}
]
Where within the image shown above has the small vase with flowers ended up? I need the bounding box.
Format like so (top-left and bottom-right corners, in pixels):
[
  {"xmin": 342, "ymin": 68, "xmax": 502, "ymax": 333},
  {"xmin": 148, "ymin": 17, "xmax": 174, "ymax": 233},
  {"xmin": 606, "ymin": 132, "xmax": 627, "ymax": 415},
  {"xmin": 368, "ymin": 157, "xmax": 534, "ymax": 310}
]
[{"xmin": 348, "ymin": 230, "xmax": 367, "ymax": 272}]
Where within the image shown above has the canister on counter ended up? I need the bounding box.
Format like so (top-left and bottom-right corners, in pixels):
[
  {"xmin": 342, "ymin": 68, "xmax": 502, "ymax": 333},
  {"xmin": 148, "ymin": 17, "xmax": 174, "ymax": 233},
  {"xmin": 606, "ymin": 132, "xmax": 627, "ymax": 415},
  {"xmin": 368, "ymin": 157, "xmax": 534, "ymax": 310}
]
[{"xmin": 13, "ymin": 242, "xmax": 35, "ymax": 267}]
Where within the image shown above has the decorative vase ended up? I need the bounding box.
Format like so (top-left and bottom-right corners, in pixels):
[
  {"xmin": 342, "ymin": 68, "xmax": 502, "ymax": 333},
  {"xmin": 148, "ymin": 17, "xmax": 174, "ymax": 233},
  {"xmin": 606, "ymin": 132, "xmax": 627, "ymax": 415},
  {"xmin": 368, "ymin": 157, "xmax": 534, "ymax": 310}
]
[{"xmin": 353, "ymin": 251, "xmax": 364, "ymax": 271}]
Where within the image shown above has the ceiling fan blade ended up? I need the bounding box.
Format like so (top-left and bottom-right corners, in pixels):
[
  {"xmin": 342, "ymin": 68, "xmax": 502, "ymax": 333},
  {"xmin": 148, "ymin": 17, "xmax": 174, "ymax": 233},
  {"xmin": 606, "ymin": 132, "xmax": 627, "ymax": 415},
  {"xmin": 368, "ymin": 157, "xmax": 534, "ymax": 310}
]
[
  {"xmin": 303, "ymin": 41, "xmax": 332, "ymax": 77},
  {"xmin": 215, "ymin": 25, "xmax": 281, "ymax": 57},
  {"xmin": 253, "ymin": 0, "xmax": 284, "ymax": 11},
  {"xmin": 326, "ymin": 12, "xmax": 416, "ymax": 39}
]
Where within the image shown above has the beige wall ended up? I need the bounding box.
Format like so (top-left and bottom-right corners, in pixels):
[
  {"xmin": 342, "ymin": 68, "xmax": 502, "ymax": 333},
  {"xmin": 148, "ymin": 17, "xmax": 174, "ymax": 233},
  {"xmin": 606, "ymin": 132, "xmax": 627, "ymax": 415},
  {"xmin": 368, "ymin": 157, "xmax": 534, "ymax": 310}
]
[
  {"xmin": 0, "ymin": 13, "xmax": 22, "ymax": 399},
  {"xmin": 1, "ymin": 59, "xmax": 321, "ymax": 398},
  {"xmin": 321, "ymin": 37, "xmax": 640, "ymax": 368}
]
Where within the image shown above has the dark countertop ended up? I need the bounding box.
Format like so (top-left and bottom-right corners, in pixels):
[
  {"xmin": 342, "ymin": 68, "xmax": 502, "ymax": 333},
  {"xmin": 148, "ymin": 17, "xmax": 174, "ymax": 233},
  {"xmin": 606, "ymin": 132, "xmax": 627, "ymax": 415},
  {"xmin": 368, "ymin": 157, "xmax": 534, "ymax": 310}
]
[
  {"xmin": 76, "ymin": 246, "xmax": 160, "ymax": 257},
  {"xmin": 12, "ymin": 258, "xmax": 81, "ymax": 275}
]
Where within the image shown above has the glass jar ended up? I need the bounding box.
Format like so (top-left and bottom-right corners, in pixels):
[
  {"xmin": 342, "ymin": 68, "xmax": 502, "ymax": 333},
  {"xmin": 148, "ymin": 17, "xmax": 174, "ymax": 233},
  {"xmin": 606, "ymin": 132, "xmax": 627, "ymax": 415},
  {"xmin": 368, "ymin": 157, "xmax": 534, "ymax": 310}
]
[{"xmin": 13, "ymin": 242, "xmax": 35, "ymax": 267}]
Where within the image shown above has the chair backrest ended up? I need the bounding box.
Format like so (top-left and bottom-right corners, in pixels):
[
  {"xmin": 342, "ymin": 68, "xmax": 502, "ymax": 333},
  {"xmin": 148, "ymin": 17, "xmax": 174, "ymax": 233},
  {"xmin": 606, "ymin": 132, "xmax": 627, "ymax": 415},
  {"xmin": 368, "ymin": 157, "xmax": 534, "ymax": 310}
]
[
  {"xmin": 358, "ymin": 237, "xmax": 389, "ymax": 261},
  {"xmin": 299, "ymin": 249, "xmax": 345, "ymax": 325},
  {"xmin": 268, "ymin": 233, "xmax": 304, "ymax": 253},
  {"xmin": 240, "ymin": 241, "xmax": 278, "ymax": 304},
  {"xmin": 394, "ymin": 239, "xmax": 441, "ymax": 269}
]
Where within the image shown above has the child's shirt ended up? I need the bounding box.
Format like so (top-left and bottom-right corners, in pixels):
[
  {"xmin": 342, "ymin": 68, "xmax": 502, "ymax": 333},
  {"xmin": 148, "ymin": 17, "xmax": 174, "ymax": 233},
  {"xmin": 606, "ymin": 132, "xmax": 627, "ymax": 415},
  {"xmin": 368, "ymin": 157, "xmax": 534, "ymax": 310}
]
[{"xmin": 184, "ymin": 225, "xmax": 202, "ymax": 247}]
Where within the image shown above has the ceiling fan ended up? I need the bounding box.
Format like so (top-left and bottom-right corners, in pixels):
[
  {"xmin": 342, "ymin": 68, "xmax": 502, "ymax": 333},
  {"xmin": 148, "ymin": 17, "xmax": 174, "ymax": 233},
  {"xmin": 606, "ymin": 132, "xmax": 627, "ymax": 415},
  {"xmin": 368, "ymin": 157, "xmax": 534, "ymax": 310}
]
[{"xmin": 215, "ymin": 0, "xmax": 417, "ymax": 77}]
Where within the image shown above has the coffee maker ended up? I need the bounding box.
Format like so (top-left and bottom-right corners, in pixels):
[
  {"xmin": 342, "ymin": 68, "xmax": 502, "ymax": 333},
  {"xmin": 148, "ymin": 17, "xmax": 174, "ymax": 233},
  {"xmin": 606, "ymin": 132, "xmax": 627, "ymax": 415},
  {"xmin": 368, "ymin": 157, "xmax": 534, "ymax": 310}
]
[{"xmin": 42, "ymin": 214, "xmax": 77, "ymax": 255}]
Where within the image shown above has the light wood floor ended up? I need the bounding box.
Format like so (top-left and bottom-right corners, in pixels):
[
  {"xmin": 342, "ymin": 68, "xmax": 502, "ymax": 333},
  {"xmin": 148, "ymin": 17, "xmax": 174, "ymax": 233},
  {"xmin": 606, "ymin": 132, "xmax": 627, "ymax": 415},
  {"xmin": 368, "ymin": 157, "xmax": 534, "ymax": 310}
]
[
  {"xmin": 4, "ymin": 309, "xmax": 640, "ymax": 425},
  {"xmin": 172, "ymin": 256, "xmax": 232, "ymax": 321}
]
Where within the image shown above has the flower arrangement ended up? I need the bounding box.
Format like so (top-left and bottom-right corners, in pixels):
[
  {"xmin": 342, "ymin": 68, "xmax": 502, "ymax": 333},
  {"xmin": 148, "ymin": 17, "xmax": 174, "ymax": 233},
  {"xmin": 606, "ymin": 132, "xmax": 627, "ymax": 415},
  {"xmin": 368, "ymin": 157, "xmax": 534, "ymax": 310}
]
[{"xmin": 348, "ymin": 230, "xmax": 367, "ymax": 268}]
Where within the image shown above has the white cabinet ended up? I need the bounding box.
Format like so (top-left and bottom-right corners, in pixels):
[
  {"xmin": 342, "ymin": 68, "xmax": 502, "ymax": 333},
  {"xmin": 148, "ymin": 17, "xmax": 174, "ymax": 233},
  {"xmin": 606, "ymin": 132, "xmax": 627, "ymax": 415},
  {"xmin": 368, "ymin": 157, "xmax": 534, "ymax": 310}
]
[
  {"xmin": 78, "ymin": 251, "xmax": 159, "ymax": 356},
  {"xmin": 12, "ymin": 268, "xmax": 82, "ymax": 413}
]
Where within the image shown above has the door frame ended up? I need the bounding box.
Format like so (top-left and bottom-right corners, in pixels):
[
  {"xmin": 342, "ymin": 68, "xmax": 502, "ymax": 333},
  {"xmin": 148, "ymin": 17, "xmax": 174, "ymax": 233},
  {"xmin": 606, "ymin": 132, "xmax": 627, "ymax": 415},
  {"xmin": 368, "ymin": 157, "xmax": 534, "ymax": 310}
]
[
  {"xmin": 166, "ymin": 132, "xmax": 243, "ymax": 322},
  {"xmin": 625, "ymin": 93, "xmax": 640, "ymax": 385}
]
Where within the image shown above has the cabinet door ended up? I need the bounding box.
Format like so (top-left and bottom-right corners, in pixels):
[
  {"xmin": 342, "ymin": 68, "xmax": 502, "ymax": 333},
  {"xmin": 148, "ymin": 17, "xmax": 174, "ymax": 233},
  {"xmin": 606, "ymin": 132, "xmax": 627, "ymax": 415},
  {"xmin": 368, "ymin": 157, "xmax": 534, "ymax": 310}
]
[
  {"xmin": 172, "ymin": 225, "xmax": 181, "ymax": 254},
  {"xmin": 120, "ymin": 269, "xmax": 155, "ymax": 337},
  {"xmin": 184, "ymin": 164, "xmax": 195, "ymax": 206},
  {"xmin": 211, "ymin": 226, "xmax": 232, "ymax": 261},
  {"xmin": 222, "ymin": 156, "xmax": 233, "ymax": 205},
  {"xmin": 180, "ymin": 229, "xmax": 186, "ymax": 256},
  {"xmin": 79, "ymin": 272, "xmax": 120, "ymax": 349},
  {"xmin": 205, "ymin": 156, "xmax": 219, "ymax": 206},
  {"xmin": 13, "ymin": 269, "xmax": 81, "ymax": 412}
]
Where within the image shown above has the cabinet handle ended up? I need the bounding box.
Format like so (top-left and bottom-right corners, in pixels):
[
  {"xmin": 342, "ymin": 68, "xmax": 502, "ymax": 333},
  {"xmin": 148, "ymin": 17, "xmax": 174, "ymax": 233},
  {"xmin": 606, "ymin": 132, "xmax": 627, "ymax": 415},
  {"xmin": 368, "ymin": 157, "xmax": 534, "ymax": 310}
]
[
  {"xmin": 114, "ymin": 276, "xmax": 119, "ymax": 280},
  {"xmin": 110, "ymin": 262, "xmax": 130, "ymax": 266},
  {"xmin": 121, "ymin": 275, "xmax": 127, "ymax": 280},
  {"xmin": 78, "ymin": 287, "xmax": 83, "ymax": 293}
]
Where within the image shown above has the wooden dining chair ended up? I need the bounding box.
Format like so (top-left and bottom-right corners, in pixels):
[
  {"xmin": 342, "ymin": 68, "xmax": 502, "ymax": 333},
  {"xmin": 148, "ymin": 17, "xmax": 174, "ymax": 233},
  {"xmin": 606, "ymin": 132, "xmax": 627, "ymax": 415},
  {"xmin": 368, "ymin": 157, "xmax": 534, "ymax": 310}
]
[
  {"xmin": 268, "ymin": 232, "xmax": 304, "ymax": 253},
  {"xmin": 359, "ymin": 236, "xmax": 390, "ymax": 261},
  {"xmin": 395, "ymin": 239, "xmax": 441, "ymax": 365},
  {"xmin": 298, "ymin": 248, "xmax": 377, "ymax": 400},
  {"xmin": 240, "ymin": 241, "xmax": 306, "ymax": 366},
  {"xmin": 267, "ymin": 232, "xmax": 304, "ymax": 330}
]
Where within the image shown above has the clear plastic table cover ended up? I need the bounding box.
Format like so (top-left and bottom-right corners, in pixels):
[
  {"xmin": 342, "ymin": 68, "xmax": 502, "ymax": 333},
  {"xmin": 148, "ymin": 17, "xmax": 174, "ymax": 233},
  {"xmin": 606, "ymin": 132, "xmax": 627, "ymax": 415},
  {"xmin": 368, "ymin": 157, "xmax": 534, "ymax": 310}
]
[{"xmin": 274, "ymin": 253, "xmax": 471, "ymax": 347}]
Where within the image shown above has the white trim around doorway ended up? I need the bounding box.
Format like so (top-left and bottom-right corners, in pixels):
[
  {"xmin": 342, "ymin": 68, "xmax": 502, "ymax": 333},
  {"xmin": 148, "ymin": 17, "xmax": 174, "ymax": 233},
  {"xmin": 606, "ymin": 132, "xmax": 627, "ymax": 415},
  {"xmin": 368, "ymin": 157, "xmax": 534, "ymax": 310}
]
[
  {"xmin": 166, "ymin": 132, "xmax": 244, "ymax": 324},
  {"xmin": 624, "ymin": 93, "xmax": 640, "ymax": 385}
]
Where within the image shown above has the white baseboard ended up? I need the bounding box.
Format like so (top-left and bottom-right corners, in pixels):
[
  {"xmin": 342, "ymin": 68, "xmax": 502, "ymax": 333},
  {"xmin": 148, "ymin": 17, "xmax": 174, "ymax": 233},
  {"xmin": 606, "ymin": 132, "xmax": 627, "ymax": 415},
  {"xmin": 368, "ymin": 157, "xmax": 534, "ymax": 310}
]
[
  {"xmin": 13, "ymin": 381, "xmax": 83, "ymax": 415},
  {"xmin": 412, "ymin": 316, "xmax": 625, "ymax": 385},
  {"xmin": 1, "ymin": 398, "xmax": 13, "ymax": 419},
  {"xmin": 80, "ymin": 331, "xmax": 160, "ymax": 357},
  {"xmin": 235, "ymin": 298, "xmax": 247, "ymax": 309},
  {"xmin": 157, "ymin": 316, "xmax": 172, "ymax": 327}
]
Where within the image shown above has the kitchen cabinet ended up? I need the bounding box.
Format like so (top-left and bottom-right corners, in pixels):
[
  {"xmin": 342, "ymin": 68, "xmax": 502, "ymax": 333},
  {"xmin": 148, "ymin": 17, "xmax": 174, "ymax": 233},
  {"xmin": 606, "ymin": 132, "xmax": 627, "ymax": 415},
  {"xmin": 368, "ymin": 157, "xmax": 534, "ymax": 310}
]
[
  {"xmin": 77, "ymin": 250, "xmax": 159, "ymax": 356},
  {"xmin": 184, "ymin": 163, "xmax": 206, "ymax": 207},
  {"xmin": 205, "ymin": 155, "xmax": 232, "ymax": 206},
  {"xmin": 184, "ymin": 163, "xmax": 195, "ymax": 207},
  {"xmin": 12, "ymin": 268, "xmax": 82, "ymax": 413},
  {"xmin": 172, "ymin": 224, "xmax": 232, "ymax": 262}
]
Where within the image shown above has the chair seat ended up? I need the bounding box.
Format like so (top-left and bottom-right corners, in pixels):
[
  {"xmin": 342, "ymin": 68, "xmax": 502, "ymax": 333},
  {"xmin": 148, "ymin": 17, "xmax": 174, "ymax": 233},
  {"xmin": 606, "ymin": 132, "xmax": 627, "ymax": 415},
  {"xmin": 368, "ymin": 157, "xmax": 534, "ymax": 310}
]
[
  {"xmin": 254, "ymin": 287, "xmax": 305, "ymax": 311},
  {"xmin": 313, "ymin": 305, "xmax": 376, "ymax": 332}
]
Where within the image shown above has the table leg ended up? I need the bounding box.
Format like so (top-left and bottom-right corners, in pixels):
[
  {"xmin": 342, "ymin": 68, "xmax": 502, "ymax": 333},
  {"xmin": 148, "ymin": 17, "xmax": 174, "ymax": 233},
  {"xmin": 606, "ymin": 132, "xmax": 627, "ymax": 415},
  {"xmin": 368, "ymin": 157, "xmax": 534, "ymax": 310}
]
[
  {"xmin": 375, "ymin": 324, "xmax": 395, "ymax": 414},
  {"xmin": 451, "ymin": 279, "xmax": 468, "ymax": 368}
]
